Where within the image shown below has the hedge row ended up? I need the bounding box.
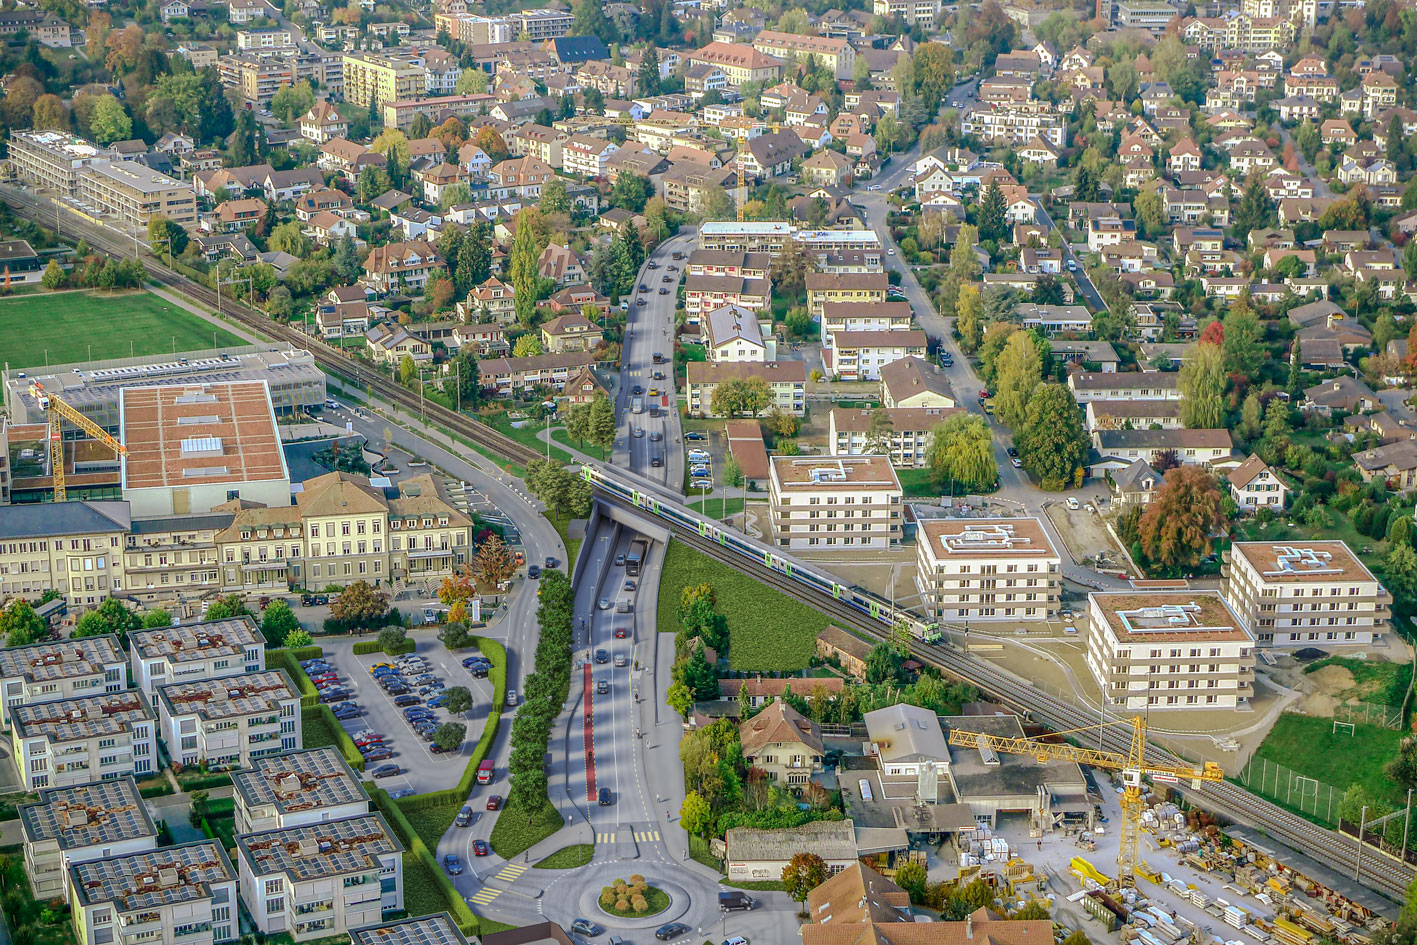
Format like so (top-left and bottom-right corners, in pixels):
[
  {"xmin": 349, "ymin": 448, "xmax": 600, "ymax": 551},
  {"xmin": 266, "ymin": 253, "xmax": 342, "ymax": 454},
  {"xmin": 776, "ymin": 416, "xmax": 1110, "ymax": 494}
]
[
  {"xmin": 394, "ymin": 636, "xmax": 507, "ymax": 810},
  {"xmin": 371, "ymin": 786, "xmax": 479, "ymax": 935},
  {"xmin": 350, "ymin": 639, "xmax": 417, "ymax": 656},
  {"xmin": 302, "ymin": 704, "xmax": 366, "ymax": 771},
  {"xmin": 268, "ymin": 646, "xmax": 324, "ymax": 708}
]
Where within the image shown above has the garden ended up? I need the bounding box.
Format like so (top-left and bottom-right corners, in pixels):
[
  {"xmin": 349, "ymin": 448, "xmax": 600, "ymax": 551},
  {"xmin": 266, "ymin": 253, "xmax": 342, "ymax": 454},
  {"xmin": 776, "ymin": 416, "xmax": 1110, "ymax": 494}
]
[{"xmin": 598, "ymin": 876, "xmax": 669, "ymax": 917}]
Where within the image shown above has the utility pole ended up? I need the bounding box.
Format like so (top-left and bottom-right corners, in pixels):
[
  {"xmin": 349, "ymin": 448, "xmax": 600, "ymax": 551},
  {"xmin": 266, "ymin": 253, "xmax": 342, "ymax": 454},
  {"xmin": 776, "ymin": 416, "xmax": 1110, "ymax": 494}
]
[
  {"xmin": 1356, "ymin": 805, "xmax": 1369, "ymax": 881},
  {"xmin": 1404, "ymin": 789, "xmax": 1413, "ymax": 861}
]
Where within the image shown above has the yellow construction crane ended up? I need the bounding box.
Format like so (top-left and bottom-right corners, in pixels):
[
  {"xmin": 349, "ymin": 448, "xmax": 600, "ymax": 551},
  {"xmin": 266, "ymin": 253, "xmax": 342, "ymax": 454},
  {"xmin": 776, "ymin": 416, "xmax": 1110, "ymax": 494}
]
[
  {"xmin": 947, "ymin": 716, "xmax": 1224, "ymax": 888},
  {"xmin": 29, "ymin": 382, "xmax": 128, "ymax": 503}
]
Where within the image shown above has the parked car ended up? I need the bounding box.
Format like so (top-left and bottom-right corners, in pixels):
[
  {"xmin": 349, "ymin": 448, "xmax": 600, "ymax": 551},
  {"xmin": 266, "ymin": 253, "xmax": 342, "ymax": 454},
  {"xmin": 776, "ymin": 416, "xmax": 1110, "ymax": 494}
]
[
  {"xmin": 426, "ymin": 695, "xmax": 448, "ymax": 708},
  {"xmin": 319, "ymin": 688, "xmax": 351, "ymax": 703},
  {"xmin": 355, "ymin": 733, "xmax": 384, "ymax": 747},
  {"xmin": 685, "ymin": 431, "xmax": 706, "ymax": 440},
  {"xmin": 469, "ymin": 664, "xmax": 489, "ymax": 678},
  {"xmin": 393, "ymin": 694, "xmax": 422, "ymax": 707},
  {"xmin": 461, "ymin": 656, "xmax": 490, "ymax": 668},
  {"xmin": 362, "ymin": 748, "xmax": 394, "ymax": 762},
  {"xmin": 370, "ymin": 763, "xmax": 400, "ymax": 778},
  {"xmin": 332, "ymin": 706, "xmax": 361, "ymax": 720}
]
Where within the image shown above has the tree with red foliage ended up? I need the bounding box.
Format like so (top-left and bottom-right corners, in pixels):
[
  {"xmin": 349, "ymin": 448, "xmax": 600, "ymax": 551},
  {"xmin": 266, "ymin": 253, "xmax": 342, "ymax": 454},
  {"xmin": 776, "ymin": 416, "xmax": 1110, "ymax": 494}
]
[
  {"xmin": 1199, "ymin": 320, "xmax": 1224, "ymax": 347},
  {"xmin": 1138, "ymin": 467, "xmax": 1225, "ymax": 568}
]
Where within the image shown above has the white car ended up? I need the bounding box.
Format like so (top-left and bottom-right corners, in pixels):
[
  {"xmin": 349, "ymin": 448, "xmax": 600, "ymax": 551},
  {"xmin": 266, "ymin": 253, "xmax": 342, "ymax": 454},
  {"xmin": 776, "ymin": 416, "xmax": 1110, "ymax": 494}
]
[
  {"xmin": 690, "ymin": 478, "xmax": 712, "ymax": 489},
  {"xmin": 887, "ymin": 247, "xmax": 896, "ymax": 255}
]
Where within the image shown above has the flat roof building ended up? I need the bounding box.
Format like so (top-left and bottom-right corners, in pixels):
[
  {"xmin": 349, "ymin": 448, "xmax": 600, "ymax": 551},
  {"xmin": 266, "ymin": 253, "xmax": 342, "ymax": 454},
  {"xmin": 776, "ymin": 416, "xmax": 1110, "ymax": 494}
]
[
  {"xmin": 20, "ymin": 775, "xmax": 159, "ymax": 901},
  {"xmin": 9, "ymin": 130, "xmax": 114, "ymax": 196},
  {"xmin": 0, "ymin": 634, "xmax": 126, "ymax": 728},
  {"xmin": 11, "ymin": 690, "xmax": 158, "ymax": 791},
  {"xmin": 1085, "ymin": 591, "xmax": 1256, "ymax": 710},
  {"xmin": 915, "ymin": 518, "xmax": 1061, "ymax": 623},
  {"xmin": 5, "ymin": 345, "xmax": 327, "ymax": 431},
  {"xmin": 235, "ymin": 813, "xmax": 403, "ymax": 940},
  {"xmin": 769, "ymin": 455, "xmax": 902, "ymax": 551},
  {"xmin": 156, "ymin": 670, "xmax": 301, "ymax": 770},
  {"xmin": 1223, "ymin": 541, "xmax": 1391, "ymax": 648},
  {"xmin": 67, "ymin": 841, "xmax": 239, "ymax": 945},
  {"xmin": 119, "ymin": 381, "xmax": 292, "ymax": 517},
  {"xmin": 232, "ymin": 748, "xmax": 368, "ymax": 834},
  {"xmin": 78, "ymin": 160, "xmax": 198, "ymax": 229},
  {"xmin": 129, "ymin": 616, "xmax": 266, "ymax": 697},
  {"xmin": 352, "ymin": 915, "xmax": 471, "ymax": 945}
]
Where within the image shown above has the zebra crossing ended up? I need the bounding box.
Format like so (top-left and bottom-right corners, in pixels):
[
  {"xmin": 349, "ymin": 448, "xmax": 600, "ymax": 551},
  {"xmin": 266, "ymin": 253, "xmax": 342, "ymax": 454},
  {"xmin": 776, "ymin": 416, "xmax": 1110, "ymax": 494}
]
[
  {"xmin": 468, "ymin": 886, "xmax": 501, "ymax": 907},
  {"xmin": 494, "ymin": 863, "xmax": 527, "ymax": 883},
  {"xmin": 596, "ymin": 832, "xmax": 616, "ymax": 843},
  {"xmin": 633, "ymin": 830, "xmax": 660, "ymax": 842}
]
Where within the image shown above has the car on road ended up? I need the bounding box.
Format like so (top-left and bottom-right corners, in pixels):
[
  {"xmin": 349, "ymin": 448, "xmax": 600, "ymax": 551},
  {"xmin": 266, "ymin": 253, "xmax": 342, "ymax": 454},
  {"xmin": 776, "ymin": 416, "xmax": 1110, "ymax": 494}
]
[
  {"xmin": 527, "ymin": 564, "xmax": 540, "ymax": 578},
  {"xmin": 456, "ymin": 805, "xmax": 475, "ymax": 827},
  {"xmin": 887, "ymin": 247, "xmax": 895, "ymax": 255},
  {"xmin": 685, "ymin": 431, "xmax": 705, "ymax": 440},
  {"xmin": 656, "ymin": 924, "xmax": 690, "ymax": 941},
  {"xmin": 661, "ymin": 275, "xmax": 671, "ymax": 283},
  {"xmin": 614, "ymin": 654, "xmax": 627, "ymax": 668},
  {"xmin": 623, "ymin": 579, "xmax": 636, "ymax": 591},
  {"xmin": 653, "ymin": 370, "xmax": 665, "ymax": 379},
  {"xmin": 632, "ymin": 385, "xmax": 643, "ymax": 395},
  {"xmin": 472, "ymin": 839, "xmax": 489, "ymax": 856},
  {"xmin": 363, "ymin": 748, "xmax": 395, "ymax": 761},
  {"xmin": 652, "ymin": 352, "xmax": 665, "ymax": 363},
  {"xmin": 597, "ymin": 679, "xmax": 609, "ymax": 694},
  {"xmin": 598, "ymin": 597, "xmax": 612, "ymax": 610},
  {"xmin": 595, "ymin": 649, "xmax": 609, "ymax": 663},
  {"xmin": 393, "ymin": 694, "xmax": 422, "ymax": 707},
  {"xmin": 571, "ymin": 920, "xmax": 604, "ymax": 937},
  {"xmin": 545, "ymin": 556, "xmax": 557, "ymax": 569},
  {"xmin": 506, "ymin": 690, "xmax": 518, "ymax": 706},
  {"xmin": 614, "ymin": 627, "xmax": 629, "ymax": 638},
  {"xmin": 1007, "ymin": 446, "xmax": 1018, "ymax": 457},
  {"xmin": 486, "ymin": 795, "xmax": 503, "ymax": 810},
  {"xmin": 1067, "ymin": 259, "xmax": 1077, "ymax": 271},
  {"xmin": 651, "ymin": 455, "xmax": 663, "ymax": 466},
  {"xmin": 442, "ymin": 853, "xmax": 463, "ymax": 875},
  {"xmin": 647, "ymin": 262, "xmax": 658, "ymax": 270},
  {"xmin": 658, "ymin": 287, "xmax": 669, "ymax": 294},
  {"xmin": 370, "ymin": 763, "xmax": 400, "ymax": 778},
  {"xmin": 639, "ymin": 283, "xmax": 648, "ymax": 291},
  {"xmin": 633, "ymin": 427, "xmax": 644, "ymax": 438},
  {"xmin": 1011, "ymin": 457, "xmax": 1022, "ymax": 467},
  {"xmin": 636, "ymin": 297, "xmax": 645, "ymax": 305}
]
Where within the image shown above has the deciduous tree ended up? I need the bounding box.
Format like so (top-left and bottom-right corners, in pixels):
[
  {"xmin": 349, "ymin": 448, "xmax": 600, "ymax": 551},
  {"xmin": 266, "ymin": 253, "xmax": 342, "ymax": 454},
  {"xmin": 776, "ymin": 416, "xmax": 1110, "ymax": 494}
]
[
  {"xmin": 1137, "ymin": 467, "xmax": 1224, "ymax": 568},
  {"xmin": 1180, "ymin": 340, "xmax": 1226, "ymax": 429},
  {"xmin": 1016, "ymin": 384, "xmax": 1089, "ymax": 487},
  {"xmin": 475, "ymin": 535, "xmax": 517, "ymax": 587},
  {"xmin": 0, "ymin": 600, "xmax": 43, "ymax": 647},
  {"xmin": 262, "ymin": 600, "xmax": 301, "ymax": 645},
  {"xmin": 927, "ymin": 413, "xmax": 996, "ymax": 492},
  {"xmin": 782, "ymin": 852, "xmax": 828, "ymax": 908},
  {"xmin": 993, "ymin": 331, "xmax": 1042, "ymax": 429},
  {"xmin": 332, "ymin": 581, "xmax": 390, "ymax": 629}
]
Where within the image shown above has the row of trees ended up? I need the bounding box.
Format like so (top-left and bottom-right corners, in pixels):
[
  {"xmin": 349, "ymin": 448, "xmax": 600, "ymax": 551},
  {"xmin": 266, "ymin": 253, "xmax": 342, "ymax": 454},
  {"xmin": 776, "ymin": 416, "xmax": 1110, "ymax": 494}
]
[
  {"xmin": 505, "ymin": 569, "xmax": 574, "ymax": 816},
  {"xmin": 525, "ymin": 459, "xmax": 594, "ymax": 521},
  {"xmin": 562, "ymin": 395, "xmax": 617, "ymax": 458},
  {"xmin": 666, "ymin": 584, "xmax": 729, "ymax": 717}
]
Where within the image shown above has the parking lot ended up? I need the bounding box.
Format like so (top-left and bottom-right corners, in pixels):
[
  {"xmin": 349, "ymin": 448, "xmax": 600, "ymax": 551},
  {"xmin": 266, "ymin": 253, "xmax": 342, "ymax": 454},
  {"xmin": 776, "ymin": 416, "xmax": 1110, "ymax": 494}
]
[{"xmin": 314, "ymin": 637, "xmax": 502, "ymax": 795}]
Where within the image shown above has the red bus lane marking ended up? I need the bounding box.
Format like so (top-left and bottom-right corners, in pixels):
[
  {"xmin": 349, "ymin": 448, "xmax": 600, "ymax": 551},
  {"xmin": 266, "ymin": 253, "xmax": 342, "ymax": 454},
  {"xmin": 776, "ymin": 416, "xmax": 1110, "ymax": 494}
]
[{"xmin": 584, "ymin": 662, "xmax": 596, "ymax": 801}]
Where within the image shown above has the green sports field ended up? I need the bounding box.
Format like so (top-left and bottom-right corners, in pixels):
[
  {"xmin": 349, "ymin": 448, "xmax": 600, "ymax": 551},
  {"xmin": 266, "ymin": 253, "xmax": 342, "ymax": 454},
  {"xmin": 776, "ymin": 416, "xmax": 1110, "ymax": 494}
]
[{"xmin": 0, "ymin": 290, "xmax": 245, "ymax": 369}]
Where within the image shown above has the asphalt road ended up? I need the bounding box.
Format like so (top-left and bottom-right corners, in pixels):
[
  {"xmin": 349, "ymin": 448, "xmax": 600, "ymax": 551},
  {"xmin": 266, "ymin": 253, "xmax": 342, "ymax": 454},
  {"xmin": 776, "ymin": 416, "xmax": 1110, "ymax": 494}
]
[{"xmin": 615, "ymin": 229, "xmax": 695, "ymax": 493}]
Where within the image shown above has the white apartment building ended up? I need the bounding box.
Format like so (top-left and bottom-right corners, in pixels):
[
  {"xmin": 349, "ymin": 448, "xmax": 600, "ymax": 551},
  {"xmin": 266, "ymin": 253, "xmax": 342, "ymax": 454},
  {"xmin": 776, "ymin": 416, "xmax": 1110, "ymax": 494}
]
[
  {"xmin": 959, "ymin": 103, "xmax": 1067, "ymax": 148},
  {"xmin": 1085, "ymin": 592, "xmax": 1256, "ymax": 710},
  {"xmin": 1223, "ymin": 541, "xmax": 1391, "ymax": 647},
  {"xmin": 826, "ymin": 330, "xmax": 928, "ymax": 382},
  {"xmin": 704, "ymin": 303, "xmax": 769, "ymax": 363},
  {"xmin": 129, "ymin": 617, "xmax": 266, "ymax": 697},
  {"xmin": 20, "ymin": 776, "xmax": 159, "ymax": 902},
  {"xmin": 0, "ymin": 635, "xmax": 127, "ymax": 728},
  {"xmin": 68, "ymin": 841, "xmax": 239, "ymax": 945},
  {"xmin": 828, "ymin": 406, "xmax": 960, "ymax": 467},
  {"xmin": 11, "ymin": 691, "xmax": 157, "ymax": 791},
  {"xmin": 915, "ymin": 519, "xmax": 1061, "ymax": 623},
  {"xmin": 819, "ymin": 301, "xmax": 914, "ymax": 344},
  {"xmin": 769, "ymin": 455, "xmax": 902, "ymax": 551},
  {"xmin": 872, "ymin": 0, "xmax": 943, "ymax": 28},
  {"xmin": 1068, "ymin": 372, "xmax": 1181, "ymax": 402},
  {"xmin": 156, "ymin": 670, "xmax": 301, "ymax": 770},
  {"xmin": 232, "ymin": 748, "xmax": 369, "ymax": 834},
  {"xmin": 236, "ymin": 814, "xmax": 403, "ymax": 941},
  {"xmin": 561, "ymin": 135, "xmax": 619, "ymax": 178}
]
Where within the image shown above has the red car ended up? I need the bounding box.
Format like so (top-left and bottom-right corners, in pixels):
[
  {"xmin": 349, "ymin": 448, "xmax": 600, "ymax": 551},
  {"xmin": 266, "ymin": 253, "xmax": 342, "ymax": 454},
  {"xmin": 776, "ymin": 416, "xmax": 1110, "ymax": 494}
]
[
  {"xmin": 310, "ymin": 673, "xmax": 339, "ymax": 684},
  {"xmin": 473, "ymin": 840, "xmax": 490, "ymax": 856},
  {"xmin": 486, "ymin": 795, "xmax": 503, "ymax": 810},
  {"xmin": 614, "ymin": 627, "xmax": 629, "ymax": 639},
  {"xmin": 354, "ymin": 734, "xmax": 384, "ymax": 747}
]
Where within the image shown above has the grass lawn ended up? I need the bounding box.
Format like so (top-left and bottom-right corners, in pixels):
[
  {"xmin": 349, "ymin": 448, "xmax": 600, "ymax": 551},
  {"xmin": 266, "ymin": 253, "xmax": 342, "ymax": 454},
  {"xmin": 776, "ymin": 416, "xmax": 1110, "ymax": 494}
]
[
  {"xmin": 401, "ymin": 801, "xmax": 463, "ymax": 852},
  {"xmin": 598, "ymin": 885, "xmax": 670, "ymax": 917},
  {"xmin": 402, "ymin": 852, "xmax": 451, "ymax": 923},
  {"xmin": 302, "ymin": 706, "xmax": 341, "ymax": 750},
  {"xmin": 551, "ymin": 428, "xmax": 608, "ymax": 460},
  {"xmin": 551, "ymin": 513, "xmax": 581, "ymax": 573},
  {"xmin": 1305, "ymin": 656, "xmax": 1413, "ymax": 709},
  {"xmin": 897, "ymin": 467, "xmax": 942, "ymax": 498},
  {"xmin": 656, "ymin": 539, "xmax": 829, "ymax": 670},
  {"xmin": 534, "ymin": 843, "xmax": 595, "ymax": 869},
  {"xmin": 488, "ymin": 794, "xmax": 563, "ymax": 858},
  {"xmin": 686, "ymin": 497, "xmax": 745, "ymax": 520},
  {"xmin": 1251, "ymin": 713, "xmax": 1406, "ymax": 812},
  {"xmin": 0, "ymin": 290, "xmax": 244, "ymax": 368},
  {"xmin": 486, "ymin": 411, "xmax": 574, "ymax": 463}
]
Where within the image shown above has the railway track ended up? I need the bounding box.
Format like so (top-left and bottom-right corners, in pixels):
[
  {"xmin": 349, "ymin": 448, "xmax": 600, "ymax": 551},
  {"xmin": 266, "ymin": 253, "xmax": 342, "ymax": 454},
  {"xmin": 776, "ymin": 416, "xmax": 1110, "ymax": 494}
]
[
  {"xmin": 2, "ymin": 192, "xmax": 545, "ymax": 470},
  {"xmin": 633, "ymin": 501, "xmax": 1417, "ymax": 904}
]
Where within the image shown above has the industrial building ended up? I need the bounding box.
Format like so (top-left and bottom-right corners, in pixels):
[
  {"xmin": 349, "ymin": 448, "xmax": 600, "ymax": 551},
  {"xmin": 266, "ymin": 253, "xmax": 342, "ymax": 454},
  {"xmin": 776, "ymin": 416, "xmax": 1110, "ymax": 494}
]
[
  {"xmin": 19, "ymin": 776, "xmax": 159, "ymax": 901},
  {"xmin": 128, "ymin": 616, "xmax": 266, "ymax": 696},
  {"xmin": 156, "ymin": 670, "xmax": 301, "ymax": 769},
  {"xmin": 235, "ymin": 813, "xmax": 404, "ymax": 940},
  {"xmin": 5, "ymin": 345, "xmax": 327, "ymax": 430},
  {"xmin": 232, "ymin": 748, "xmax": 369, "ymax": 834},
  {"xmin": 1222, "ymin": 541, "xmax": 1391, "ymax": 647},
  {"xmin": 67, "ymin": 841, "xmax": 239, "ymax": 945},
  {"xmin": 11, "ymin": 690, "xmax": 158, "ymax": 790},
  {"xmin": 1084, "ymin": 591, "xmax": 1257, "ymax": 709},
  {"xmin": 118, "ymin": 381, "xmax": 292, "ymax": 516},
  {"xmin": 0, "ymin": 634, "xmax": 127, "ymax": 727}
]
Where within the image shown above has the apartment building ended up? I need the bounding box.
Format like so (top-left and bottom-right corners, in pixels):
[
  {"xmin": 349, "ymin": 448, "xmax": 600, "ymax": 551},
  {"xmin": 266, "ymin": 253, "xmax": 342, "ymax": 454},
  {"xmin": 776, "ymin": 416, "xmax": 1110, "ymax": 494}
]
[
  {"xmin": 769, "ymin": 455, "xmax": 902, "ymax": 551},
  {"xmin": 218, "ymin": 55, "xmax": 294, "ymax": 105},
  {"xmin": 960, "ymin": 103, "xmax": 1067, "ymax": 148},
  {"xmin": 915, "ymin": 519, "xmax": 1061, "ymax": 623},
  {"xmin": 806, "ymin": 272, "xmax": 890, "ymax": 318},
  {"xmin": 0, "ymin": 636, "xmax": 127, "ymax": 728},
  {"xmin": 686, "ymin": 42, "xmax": 783, "ymax": 87},
  {"xmin": 826, "ymin": 330, "xmax": 927, "ymax": 382},
  {"xmin": 1085, "ymin": 592, "xmax": 1256, "ymax": 709},
  {"xmin": 11, "ymin": 691, "xmax": 158, "ymax": 791},
  {"xmin": 751, "ymin": 31, "xmax": 855, "ymax": 80},
  {"xmin": 129, "ymin": 617, "xmax": 266, "ymax": 697},
  {"xmin": 1068, "ymin": 372, "xmax": 1181, "ymax": 402},
  {"xmin": 515, "ymin": 7, "xmax": 573, "ymax": 39},
  {"xmin": 232, "ymin": 748, "xmax": 368, "ymax": 834},
  {"xmin": 0, "ymin": 502, "xmax": 131, "ymax": 610},
  {"xmin": 686, "ymin": 360, "xmax": 807, "ymax": 418},
  {"xmin": 698, "ymin": 220, "xmax": 794, "ymax": 253},
  {"xmin": 69, "ymin": 841, "xmax": 239, "ymax": 945},
  {"xmin": 872, "ymin": 0, "xmax": 943, "ymax": 29},
  {"xmin": 9, "ymin": 131, "xmax": 114, "ymax": 196},
  {"xmin": 78, "ymin": 161, "xmax": 198, "ymax": 229},
  {"xmin": 704, "ymin": 304, "xmax": 769, "ymax": 363},
  {"xmin": 477, "ymin": 351, "xmax": 597, "ymax": 397},
  {"xmin": 561, "ymin": 135, "xmax": 619, "ymax": 178},
  {"xmin": 351, "ymin": 915, "xmax": 471, "ymax": 945},
  {"xmin": 827, "ymin": 406, "xmax": 960, "ymax": 467},
  {"xmin": 343, "ymin": 52, "xmax": 424, "ymax": 108},
  {"xmin": 20, "ymin": 776, "xmax": 159, "ymax": 902},
  {"xmin": 156, "ymin": 670, "xmax": 301, "ymax": 770},
  {"xmin": 236, "ymin": 814, "xmax": 403, "ymax": 940},
  {"xmin": 819, "ymin": 301, "xmax": 913, "ymax": 345},
  {"xmin": 683, "ymin": 273, "xmax": 771, "ymax": 319},
  {"xmin": 1223, "ymin": 541, "xmax": 1390, "ymax": 647}
]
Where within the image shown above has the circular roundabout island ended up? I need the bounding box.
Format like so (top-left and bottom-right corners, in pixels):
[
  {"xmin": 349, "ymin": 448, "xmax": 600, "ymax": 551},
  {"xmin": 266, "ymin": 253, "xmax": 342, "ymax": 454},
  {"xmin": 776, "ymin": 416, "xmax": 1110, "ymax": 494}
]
[{"xmin": 598, "ymin": 876, "xmax": 671, "ymax": 919}]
